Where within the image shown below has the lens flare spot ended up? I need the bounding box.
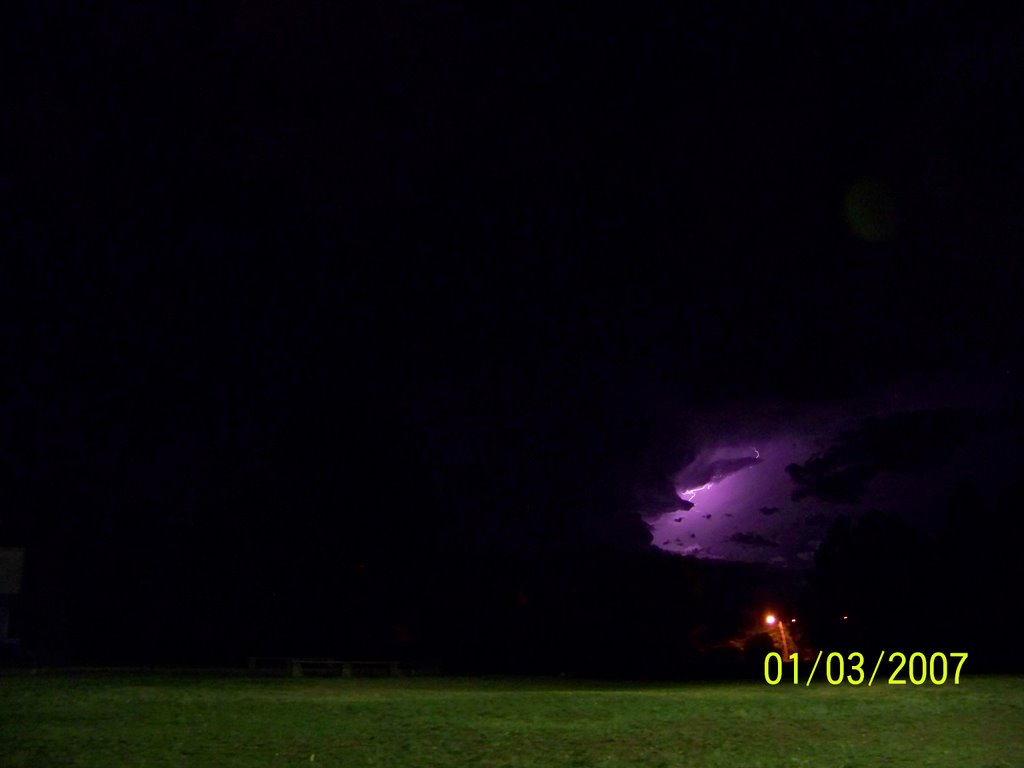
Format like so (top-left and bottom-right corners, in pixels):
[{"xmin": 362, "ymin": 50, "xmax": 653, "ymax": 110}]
[{"xmin": 845, "ymin": 178, "xmax": 898, "ymax": 243}]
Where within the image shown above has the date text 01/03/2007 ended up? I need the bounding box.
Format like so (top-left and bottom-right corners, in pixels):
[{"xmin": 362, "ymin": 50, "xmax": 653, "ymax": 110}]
[{"xmin": 763, "ymin": 651, "xmax": 968, "ymax": 686}]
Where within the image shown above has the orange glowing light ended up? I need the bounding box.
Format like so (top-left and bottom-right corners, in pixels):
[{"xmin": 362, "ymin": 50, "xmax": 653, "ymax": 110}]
[{"xmin": 765, "ymin": 614, "xmax": 776, "ymax": 625}]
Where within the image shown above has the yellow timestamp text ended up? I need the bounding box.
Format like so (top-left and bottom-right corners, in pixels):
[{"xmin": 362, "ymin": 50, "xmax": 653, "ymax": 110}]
[{"xmin": 764, "ymin": 651, "xmax": 968, "ymax": 686}]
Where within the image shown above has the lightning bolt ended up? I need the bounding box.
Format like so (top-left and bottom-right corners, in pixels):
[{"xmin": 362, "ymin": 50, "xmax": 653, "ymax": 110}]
[{"xmin": 680, "ymin": 482, "xmax": 712, "ymax": 501}]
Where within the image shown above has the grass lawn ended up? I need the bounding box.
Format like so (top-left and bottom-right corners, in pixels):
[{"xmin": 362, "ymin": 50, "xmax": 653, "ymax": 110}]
[{"xmin": 1, "ymin": 672, "xmax": 1022, "ymax": 767}]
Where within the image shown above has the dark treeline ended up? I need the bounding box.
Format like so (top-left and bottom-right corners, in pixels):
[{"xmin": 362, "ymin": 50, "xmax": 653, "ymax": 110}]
[
  {"xmin": 17, "ymin": 545, "xmax": 772, "ymax": 676},
  {"xmin": 14, "ymin": 481, "xmax": 1023, "ymax": 676},
  {"xmin": 801, "ymin": 479, "xmax": 1024, "ymax": 672}
]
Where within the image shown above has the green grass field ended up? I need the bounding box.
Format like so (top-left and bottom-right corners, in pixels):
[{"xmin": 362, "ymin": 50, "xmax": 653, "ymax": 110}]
[{"xmin": 1, "ymin": 673, "xmax": 1021, "ymax": 767}]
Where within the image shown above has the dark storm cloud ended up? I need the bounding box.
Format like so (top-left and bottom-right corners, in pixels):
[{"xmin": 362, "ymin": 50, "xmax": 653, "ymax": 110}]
[
  {"xmin": 674, "ymin": 454, "xmax": 761, "ymax": 491},
  {"xmin": 787, "ymin": 461, "xmax": 875, "ymax": 503},
  {"xmin": 760, "ymin": 506, "xmax": 782, "ymax": 516},
  {"xmin": 729, "ymin": 532, "xmax": 779, "ymax": 548},
  {"xmin": 787, "ymin": 408, "xmax": 975, "ymax": 503},
  {"xmin": 633, "ymin": 481, "xmax": 691, "ymax": 520},
  {"xmin": 710, "ymin": 456, "xmax": 761, "ymax": 483},
  {"xmin": 804, "ymin": 513, "xmax": 829, "ymax": 527},
  {"xmin": 707, "ymin": 456, "xmax": 762, "ymax": 480}
]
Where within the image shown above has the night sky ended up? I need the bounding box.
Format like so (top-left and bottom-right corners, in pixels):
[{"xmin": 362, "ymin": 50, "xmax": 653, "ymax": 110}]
[{"xmin": 6, "ymin": 3, "xmax": 1024, "ymax": 671}]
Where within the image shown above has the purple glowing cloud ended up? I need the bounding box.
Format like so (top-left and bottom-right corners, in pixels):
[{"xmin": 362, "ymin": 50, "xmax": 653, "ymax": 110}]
[
  {"xmin": 642, "ymin": 376, "xmax": 1019, "ymax": 568},
  {"xmin": 646, "ymin": 437, "xmax": 823, "ymax": 564}
]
